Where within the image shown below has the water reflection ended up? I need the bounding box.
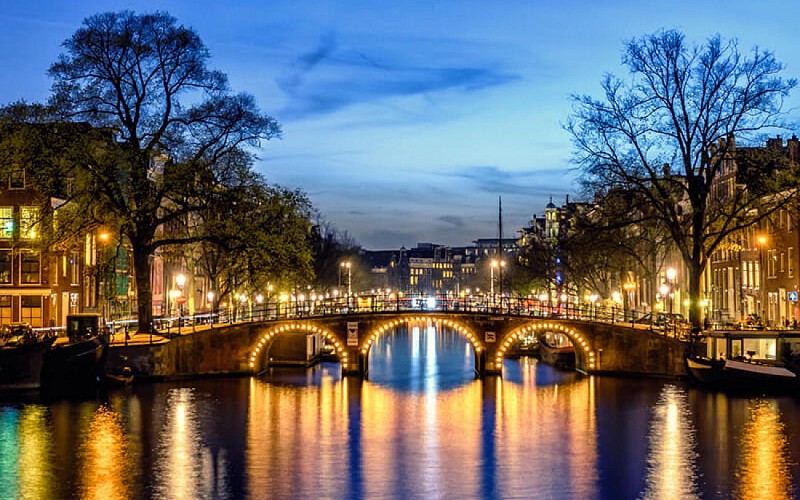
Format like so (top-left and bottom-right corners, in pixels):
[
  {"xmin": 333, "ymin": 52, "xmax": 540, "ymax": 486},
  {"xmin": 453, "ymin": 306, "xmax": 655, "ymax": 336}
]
[
  {"xmin": 154, "ymin": 388, "xmax": 230, "ymax": 499},
  {"xmin": 0, "ymin": 325, "xmax": 799, "ymax": 498},
  {"xmin": 247, "ymin": 326, "xmax": 600, "ymax": 498},
  {"xmin": 640, "ymin": 384, "xmax": 699, "ymax": 499},
  {"xmin": 78, "ymin": 406, "xmax": 131, "ymax": 499},
  {"xmin": 0, "ymin": 405, "xmax": 54, "ymax": 499},
  {"xmin": 734, "ymin": 399, "xmax": 793, "ymax": 499}
]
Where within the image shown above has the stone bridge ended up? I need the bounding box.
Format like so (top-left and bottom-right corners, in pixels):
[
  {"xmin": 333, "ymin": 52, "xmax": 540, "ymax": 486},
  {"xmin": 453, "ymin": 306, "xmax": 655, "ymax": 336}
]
[{"xmin": 107, "ymin": 311, "xmax": 690, "ymax": 380}]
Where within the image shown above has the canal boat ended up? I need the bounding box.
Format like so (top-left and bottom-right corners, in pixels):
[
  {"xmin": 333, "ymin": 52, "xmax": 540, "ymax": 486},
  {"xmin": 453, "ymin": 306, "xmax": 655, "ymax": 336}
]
[
  {"xmin": 685, "ymin": 354, "xmax": 799, "ymax": 393},
  {"xmin": 504, "ymin": 335, "xmax": 540, "ymax": 359},
  {"xmin": 41, "ymin": 314, "xmax": 108, "ymax": 391},
  {"xmin": 538, "ymin": 332, "xmax": 575, "ymax": 369},
  {"xmin": 688, "ymin": 329, "xmax": 800, "ymax": 393},
  {"xmin": 0, "ymin": 323, "xmax": 57, "ymax": 390}
]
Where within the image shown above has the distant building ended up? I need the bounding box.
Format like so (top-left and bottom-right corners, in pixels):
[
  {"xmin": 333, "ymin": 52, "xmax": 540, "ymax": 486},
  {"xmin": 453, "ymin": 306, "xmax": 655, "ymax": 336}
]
[{"xmin": 364, "ymin": 243, "xmax": 479, "ymax": 295}]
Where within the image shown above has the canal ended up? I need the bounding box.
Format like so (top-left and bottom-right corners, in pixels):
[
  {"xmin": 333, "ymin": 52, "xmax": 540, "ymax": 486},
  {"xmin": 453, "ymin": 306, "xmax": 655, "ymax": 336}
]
[{"xmin": 1, "ymin": 322, "xmax": 799, "ymax": 499}]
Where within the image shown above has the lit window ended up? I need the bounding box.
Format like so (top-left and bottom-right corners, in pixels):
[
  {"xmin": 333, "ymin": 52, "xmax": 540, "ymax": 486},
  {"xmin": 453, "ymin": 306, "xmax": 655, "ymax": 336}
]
[
  {"xmin": 20, "ymin": 206, "xmax": 39, "ymax": 239},
  {"xmin": 0, "ymin": 207, "xmax": 12, "ymax": 238}
]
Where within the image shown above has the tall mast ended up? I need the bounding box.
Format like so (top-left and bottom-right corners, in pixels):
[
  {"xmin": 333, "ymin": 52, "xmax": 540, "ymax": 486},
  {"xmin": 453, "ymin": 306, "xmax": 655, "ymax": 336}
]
[
  {"xmin": 497, "ymin": 196, "xmax": 503, "ymax": 257},
  {"xmin": 498, "ymin": 196, "xmax": 503, "ymax": 295}
]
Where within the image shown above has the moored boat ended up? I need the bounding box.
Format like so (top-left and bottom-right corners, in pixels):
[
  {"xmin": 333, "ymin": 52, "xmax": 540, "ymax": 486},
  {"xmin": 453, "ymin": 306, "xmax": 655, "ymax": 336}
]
[
  {"xmin": 538, "ymin": 332, "xmax": 575, "ymax": 369},
  {"xmin": 0, "ymin": 323, "xmax": 57, "ymax": 391},
  {"xmin": 41, "ymin": 313, "xmax": 108, "ymax": 392},
  {"xmin": 685, "ymin": 354, "xmax": 799, "ymax": 393}
]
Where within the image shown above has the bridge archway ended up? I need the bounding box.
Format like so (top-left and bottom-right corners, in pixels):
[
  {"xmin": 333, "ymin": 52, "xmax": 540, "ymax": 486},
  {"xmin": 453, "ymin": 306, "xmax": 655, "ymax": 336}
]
[
  {"xmin": 248, "ymin": 321, "xmax": 348, "ymax": 373},
  {"xmin": 358, "ymin": 316, "xmax": 486, "ymax": 377},
  {"xmin": 494, "ymin": 321, "xmax": 597, "ymax": 373}
]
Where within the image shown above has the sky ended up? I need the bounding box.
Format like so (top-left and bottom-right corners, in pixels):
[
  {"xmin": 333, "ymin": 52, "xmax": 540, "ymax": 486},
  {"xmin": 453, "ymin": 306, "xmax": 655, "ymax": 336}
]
[{"xmin": 1, "ymin": 1, "xmax": 799, "ymax": 249}]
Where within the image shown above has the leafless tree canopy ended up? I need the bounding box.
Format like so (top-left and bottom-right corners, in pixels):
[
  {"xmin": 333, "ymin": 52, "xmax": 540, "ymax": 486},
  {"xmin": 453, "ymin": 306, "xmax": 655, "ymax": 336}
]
[{"xmin": 567, "ymin": 30, "xmax": 798, "ymax": 329}]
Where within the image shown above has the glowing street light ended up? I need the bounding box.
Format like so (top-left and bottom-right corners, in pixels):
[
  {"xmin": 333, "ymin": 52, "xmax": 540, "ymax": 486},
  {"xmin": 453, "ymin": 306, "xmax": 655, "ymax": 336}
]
[
  {"xmin": 207, "ymin": 291, "xmax": 215, "ymax": 327},
  {"xmin": 340, "ymin": 261, "xmax": 352, "ymax": 296},
  {"xmin": 490, "ymin": 259, "xmax": 505, "ymax": 301}
]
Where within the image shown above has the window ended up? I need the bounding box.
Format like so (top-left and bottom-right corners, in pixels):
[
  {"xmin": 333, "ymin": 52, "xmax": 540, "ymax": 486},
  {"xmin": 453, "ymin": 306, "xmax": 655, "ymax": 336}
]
[
  {"xmin": 9, "ymin": 168, "xmax": 25, "ymax": 189},
  {"xmin": 20, "ymin": 251, "xmax": 40, "ymax": 284},
  {"xmin": 20, "ymin": 206, "xmax": 39, "ymax": 239},
  {"xmin": 70, "ymin": 250, "xmax": 80, "ymax": 285},
  {"xmin": 0, "ymin": 295, "xmax": 10, "ymax": 325},
  {"xmin": 20, "ymin": 295, "xmax": 42, "ymax": 326},
  {"xmin": 768, "ymin": 249, "xmax": 777, "ymax": 278},
  {"xmin": 790, "ymin": 247, "xmax": 795, "ymax": 278},
  {"xmin": 0, "ymin": 207, "xmax": 13, "ymax": 238},
  {"xmin": 0, "ymin": 250, "xmax": 10, "ymax": 284}
]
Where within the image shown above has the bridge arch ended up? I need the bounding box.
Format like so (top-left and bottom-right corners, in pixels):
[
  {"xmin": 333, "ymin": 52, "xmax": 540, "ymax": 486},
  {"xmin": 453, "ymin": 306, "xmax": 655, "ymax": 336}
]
[
  {"xmin": 358, "ymin": 315, "xmax": 486, "ymax": 376},
  {"xmin": 495, "ymin": 321, "xmax": 597, "ymax": 373},
  {"xmin": 248, "ymin": 321, "xmax": 349, "ymax": 372}
]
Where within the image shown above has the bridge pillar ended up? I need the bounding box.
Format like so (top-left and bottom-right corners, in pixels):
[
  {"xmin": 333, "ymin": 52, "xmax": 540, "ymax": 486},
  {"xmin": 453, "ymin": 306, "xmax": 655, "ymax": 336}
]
[
  {"xmin": 340, "ymin": 347, "xmax": 366, "ymax": 378},
  {"xmin": 473, "ymin": 349, "xmax": 503, "ymax": 378}
]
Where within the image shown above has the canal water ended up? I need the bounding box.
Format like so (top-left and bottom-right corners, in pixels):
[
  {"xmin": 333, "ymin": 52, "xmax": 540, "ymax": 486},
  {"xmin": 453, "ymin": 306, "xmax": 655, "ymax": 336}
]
[{"xmin": 1, "ymin": 323, "xmax": 799, "ymax": 499}]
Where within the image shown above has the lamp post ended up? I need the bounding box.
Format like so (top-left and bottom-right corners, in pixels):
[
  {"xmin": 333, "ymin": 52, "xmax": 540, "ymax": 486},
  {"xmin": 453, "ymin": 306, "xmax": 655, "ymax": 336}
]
[
  {"xmin": 490, "ymin": 259, "xmax": 505, "ymax": 307},
  {"xmin": 339, "ymin": 260, "xmax": 353, "ymax": 307},
  {"xmin": 207, "ymin": 291, "xmax": 215, "ymax": 327},
  {"xmin": 96, "ymin": 230, "xmax": 111, "ymax": 323},
  {"xmin": 666, "ymin": 267, "xmax": 676, "ymax": 316},
  {"xmin": 175, "ymin": 273, "xmax": 186, "ymax": 335},
  {"xmin": 589, "ymin": 294, "xmax": 598, "ymax": 320},
  {"xmin": 623, "ymin": 281, "xmax": 636, "ymax": 320},
  {"xmin": 756, "ymin": 233, "xmax": 768, "ymax": 322}
]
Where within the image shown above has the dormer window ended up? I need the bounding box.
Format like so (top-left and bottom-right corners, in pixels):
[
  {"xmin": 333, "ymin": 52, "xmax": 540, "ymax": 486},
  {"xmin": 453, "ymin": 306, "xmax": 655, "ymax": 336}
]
[{"xmin": 9, "ymin": 168, "xmax": 25, "ymax": 189}]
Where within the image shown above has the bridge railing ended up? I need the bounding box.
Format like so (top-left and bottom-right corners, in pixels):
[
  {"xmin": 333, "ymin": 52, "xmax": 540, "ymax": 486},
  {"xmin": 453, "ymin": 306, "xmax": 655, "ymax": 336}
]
[{"xmin": 137, "ymin": 293, "xmax": 687, "ymax": 340}]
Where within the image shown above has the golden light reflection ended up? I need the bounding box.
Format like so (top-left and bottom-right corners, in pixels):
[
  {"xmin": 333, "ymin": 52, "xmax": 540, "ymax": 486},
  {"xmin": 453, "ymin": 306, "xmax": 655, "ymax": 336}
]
[
  {"xmin": 495, "ymin": 361, "xmax": 597, "ymax": 497},
  {"xmin": 734, "ymin": 400, "xmax": 793, "ymax": 499},
  {"xmin": 247, "ymin": 371, "xmax": 352, "ymax": 498},
  {"xmin": 154, "ymin": 388, "xmax": 226, "ymax": 499},
  {"xmin": 78, "ymin": 406, "xmax": 131, "ymax": 499},
  {"xmin": 4, "ymin": 406, "xmax": 54, "ymax": 500},
  {"xmin": 640, "ymin": 385, "xmax": 699, "ymax": 499}
]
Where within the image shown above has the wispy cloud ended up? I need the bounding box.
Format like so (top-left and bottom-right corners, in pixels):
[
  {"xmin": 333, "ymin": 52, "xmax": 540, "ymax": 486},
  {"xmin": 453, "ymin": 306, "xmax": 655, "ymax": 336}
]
[
  {"xmin": 276, "ymin": 33, "xmax": 519, "ymax": 119},
  {"xmin": 446, "ymin": 165, "xmax": 574, "ymax": 196},
  {"xmin": 437, "ymin": 215, "xmax": 465, "ymax": 229}
]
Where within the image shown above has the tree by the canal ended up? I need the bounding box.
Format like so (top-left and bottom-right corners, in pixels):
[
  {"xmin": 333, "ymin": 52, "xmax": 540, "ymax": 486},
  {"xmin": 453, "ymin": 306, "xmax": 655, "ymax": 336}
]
[
  {"xmin": 46, "ymin": 11, "xmax": 282, "ymax": 332},
  {"xmin": 192, "ymin": 179, "xmax": 315, "ymax": 309},
  {"xmin": 567, "ymin": 29, "xmax": 798, "ymax": 334}
]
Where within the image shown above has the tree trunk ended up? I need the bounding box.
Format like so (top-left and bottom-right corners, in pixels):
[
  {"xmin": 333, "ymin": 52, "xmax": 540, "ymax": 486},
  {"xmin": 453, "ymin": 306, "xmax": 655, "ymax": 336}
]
[
  {"xmin": 687, "ymin": 260, "xmax": 704, "ymax": 330},
  {"xmin": 132, "ymin": 244, "xmax": 154, "ymax": 334}
]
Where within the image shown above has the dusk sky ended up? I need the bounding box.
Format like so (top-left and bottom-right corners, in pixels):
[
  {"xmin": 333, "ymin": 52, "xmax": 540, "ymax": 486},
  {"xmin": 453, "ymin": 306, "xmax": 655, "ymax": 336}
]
[{"xmin": 2, "ymin": 1, "xmax": 799, "ymax": 249}]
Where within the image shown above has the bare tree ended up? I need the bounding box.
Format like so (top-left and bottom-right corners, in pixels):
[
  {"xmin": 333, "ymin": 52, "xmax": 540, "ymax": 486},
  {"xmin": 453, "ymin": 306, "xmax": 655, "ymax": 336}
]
[
  {"xmin": 567, "ymin": 30, "xmax": 798, "ymax": 334},
  {"xmin": 47, "ymin": 11, "xmax": 281, "ymax": 332}
]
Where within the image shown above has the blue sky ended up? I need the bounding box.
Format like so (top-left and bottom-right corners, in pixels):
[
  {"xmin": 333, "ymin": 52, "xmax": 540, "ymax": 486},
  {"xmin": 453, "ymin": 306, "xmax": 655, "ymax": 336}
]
[{"xmin": 2, "ymin": 1, "xmax": 799, "ymax": 249}]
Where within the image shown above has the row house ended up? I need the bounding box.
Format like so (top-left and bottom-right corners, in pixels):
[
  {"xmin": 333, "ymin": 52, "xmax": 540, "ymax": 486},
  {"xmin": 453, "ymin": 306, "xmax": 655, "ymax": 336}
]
[{"xmin": 708, "ymin": 134, "xmax": 800, "ymax": 326}]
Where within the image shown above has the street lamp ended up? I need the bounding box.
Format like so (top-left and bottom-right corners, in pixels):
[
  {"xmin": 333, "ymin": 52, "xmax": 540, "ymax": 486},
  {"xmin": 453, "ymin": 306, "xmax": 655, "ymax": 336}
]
[
  {"xmin": 340, "ymin": 261, "xmax": 352, "ymax": 296},
  {"xmin": 665, "ymin": 267, "xmax": 676, "ymax": 316},
  {"xmin": 623, "ymin": 281, "xmax": 636, "ymax": 309},
  {"xmin": 207, "ymin": 291, "xmax": 215, "ymax": 327},
  {"xmin": 589, "ymin": 294, "xmax": 598, "ymax": 319},
  {"xmin": 756, "ymin": 233, "xmax": 768, "ymax": 321},
  {"xmin": 490, "ymin": 259, "xmax": 505, "ymax": 306},
  {"xmin": 175, "ymin": 273, "xmax": 186, "ymax": 334}
]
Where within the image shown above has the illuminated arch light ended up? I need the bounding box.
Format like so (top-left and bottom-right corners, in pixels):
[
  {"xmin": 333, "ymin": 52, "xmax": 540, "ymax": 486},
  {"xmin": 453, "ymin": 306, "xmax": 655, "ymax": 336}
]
[
  {"xmin": 359, "ymin": 316, "xmax": 483, "ymax": 354},
  {"xmin": 248, "ymin": 322, "xmax": 337, "ymax": 371},
  {"xmin": 494, "ymin": 322, "xmax": 596, "ymax": 369}
]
